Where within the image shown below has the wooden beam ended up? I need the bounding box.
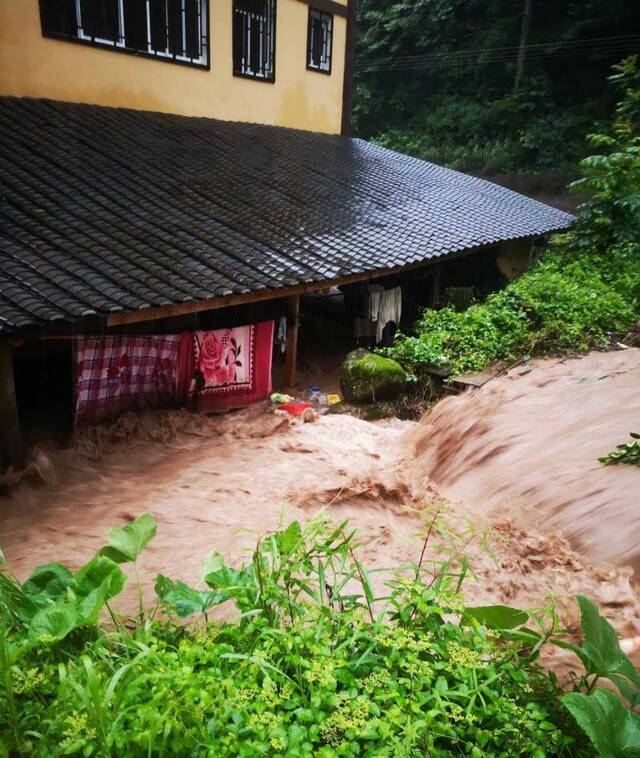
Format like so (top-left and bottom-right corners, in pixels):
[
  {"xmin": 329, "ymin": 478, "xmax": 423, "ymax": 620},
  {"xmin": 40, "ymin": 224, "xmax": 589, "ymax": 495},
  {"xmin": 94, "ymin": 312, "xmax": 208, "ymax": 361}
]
[
  {"xmin": 106, "ymin": 263, "xmax": 425, "ymax": 328},
  {"xmin": 296, "ymin": 0, "xmax": 348, "ymax": 17},
  {"xmin": 341, "ymin": 0, "xmax": 358, "ymax": 136},
  {"xmin": 104, "ymin": 242, "xmax": 506, "ymax": 329},
  {"xmin": 0, "ymin": 341, "xmax": 24, "ymax": 470},
  {"xmin": 284, "ymin": 294, "xmax": 300, "ymax": 390}
]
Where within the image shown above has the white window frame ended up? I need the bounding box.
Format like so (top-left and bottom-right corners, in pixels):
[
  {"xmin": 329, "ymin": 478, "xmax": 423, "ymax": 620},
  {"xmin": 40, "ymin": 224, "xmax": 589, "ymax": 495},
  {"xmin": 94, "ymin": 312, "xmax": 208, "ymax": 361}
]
[
  {"xmin": 235, "ymin": 0, "xmax": 275, "ymax": 80},
  {"xmin": 307, "ymin": 8, "xmax": 332, "ymax": 73}
]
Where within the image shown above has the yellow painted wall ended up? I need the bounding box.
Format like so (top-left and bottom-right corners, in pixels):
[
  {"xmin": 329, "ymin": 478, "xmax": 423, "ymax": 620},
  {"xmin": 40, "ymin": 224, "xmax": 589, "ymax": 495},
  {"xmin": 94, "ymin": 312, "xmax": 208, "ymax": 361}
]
[{"xmin": 0, "ymin": 0, "xmax": 347, "ymax": 133}]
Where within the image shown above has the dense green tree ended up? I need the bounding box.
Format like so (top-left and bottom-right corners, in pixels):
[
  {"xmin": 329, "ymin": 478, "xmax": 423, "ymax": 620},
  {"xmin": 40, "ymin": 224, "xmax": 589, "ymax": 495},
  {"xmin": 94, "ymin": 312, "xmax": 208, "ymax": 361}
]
[{"xmin": 354, "ymin": 0, "xmax": 640, "ymax": 173}]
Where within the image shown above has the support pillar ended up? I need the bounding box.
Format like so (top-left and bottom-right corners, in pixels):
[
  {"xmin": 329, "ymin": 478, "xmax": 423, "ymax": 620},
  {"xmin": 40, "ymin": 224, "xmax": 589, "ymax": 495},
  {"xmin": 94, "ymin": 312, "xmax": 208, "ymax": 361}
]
[
  {"xmin": 428, "ymin": 265, "xmax": 442, "ymax": 308},
  {"xmin": 0, "ymin": 341, "xmax": 24, "ymax": 471},
  {"xmin": 284, "ymin": 295, "xmax": 300, "ymax": 391}
]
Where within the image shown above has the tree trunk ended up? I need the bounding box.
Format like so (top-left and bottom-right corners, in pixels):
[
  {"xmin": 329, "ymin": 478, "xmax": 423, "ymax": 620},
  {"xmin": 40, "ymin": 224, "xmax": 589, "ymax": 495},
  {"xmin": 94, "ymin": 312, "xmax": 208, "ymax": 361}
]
[{"xmin": 515, "ymin": 0, "xmax": 532, "ymax": 91}]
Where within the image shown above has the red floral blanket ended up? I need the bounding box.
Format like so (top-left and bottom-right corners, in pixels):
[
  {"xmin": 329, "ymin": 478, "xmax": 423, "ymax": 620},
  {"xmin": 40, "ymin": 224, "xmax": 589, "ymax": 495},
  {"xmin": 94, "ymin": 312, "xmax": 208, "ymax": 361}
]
[
  {"xmin": 74, "ymin": 335, "xmax": 181, "ymax": 425},
  {"xmin": 177, "ymin": 321, "xmax": 274, "ymax": 413}
]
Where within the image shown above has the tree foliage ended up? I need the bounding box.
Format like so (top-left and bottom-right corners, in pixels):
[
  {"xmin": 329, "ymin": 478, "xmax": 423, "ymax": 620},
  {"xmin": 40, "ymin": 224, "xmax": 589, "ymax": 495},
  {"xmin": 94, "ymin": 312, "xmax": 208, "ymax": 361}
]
[
  {"xmin": 383, "ymin": 59, "xmax": 640, "ymax": 376},
  {"xmin": 355, "ymin": 0, "xmax": 640, "ymax": 173}
]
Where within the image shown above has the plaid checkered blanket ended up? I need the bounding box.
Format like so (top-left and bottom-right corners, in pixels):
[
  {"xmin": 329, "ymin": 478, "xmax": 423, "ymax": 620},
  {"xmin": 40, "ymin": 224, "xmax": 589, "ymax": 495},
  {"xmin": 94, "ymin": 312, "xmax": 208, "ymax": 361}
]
[{"xmin": 74, "ymin": 335, "xmax": 182, "ymax": 425}]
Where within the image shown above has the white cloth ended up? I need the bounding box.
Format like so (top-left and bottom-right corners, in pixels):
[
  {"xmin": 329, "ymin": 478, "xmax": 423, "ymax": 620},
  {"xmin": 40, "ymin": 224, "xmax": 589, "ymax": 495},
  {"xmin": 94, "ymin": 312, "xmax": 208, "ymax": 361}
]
[
  {"xmin": 376, "ymin": 287, "xmax": 402, "ymax": 343},
  {"xmin": 277, "ymin": 315, "xmax": 287, "ymax": 354},
  {"xmin": 368, "ymin": 284, "xmax": 384, "ymax": 321}
]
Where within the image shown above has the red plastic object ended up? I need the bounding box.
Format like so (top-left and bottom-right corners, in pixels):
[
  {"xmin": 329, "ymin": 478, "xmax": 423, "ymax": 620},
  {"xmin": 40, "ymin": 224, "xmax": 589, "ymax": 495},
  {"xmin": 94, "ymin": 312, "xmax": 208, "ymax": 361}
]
[{"xmin": 278, "ymin": 402, "xmax": 312, "ymax": 415}]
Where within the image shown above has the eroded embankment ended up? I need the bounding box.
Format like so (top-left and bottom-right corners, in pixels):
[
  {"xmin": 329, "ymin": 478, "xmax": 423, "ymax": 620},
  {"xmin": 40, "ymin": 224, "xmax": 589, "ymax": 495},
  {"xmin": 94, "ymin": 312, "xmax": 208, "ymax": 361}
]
[
  {"xmin": 1, "ymin": 352, "xmax": 639, "ymax": 665},
  {"xmin": 411, "ymin": 348, "xmax": 640, "ymax": 569}
]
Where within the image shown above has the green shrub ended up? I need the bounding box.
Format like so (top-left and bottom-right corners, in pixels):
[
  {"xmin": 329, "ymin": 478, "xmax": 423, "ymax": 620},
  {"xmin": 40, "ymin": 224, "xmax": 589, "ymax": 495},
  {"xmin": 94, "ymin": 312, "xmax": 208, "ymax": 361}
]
[
  {"xmin": 2, "ymin": 514, "xmax": 640, "ymax": 755},
  {"xmin": 384, "ymin": 249, "xmax": 638, "ymax": 376},
  {"xmin": 599, "ymin": 432, "xmax": 640, "ymax": 466}
]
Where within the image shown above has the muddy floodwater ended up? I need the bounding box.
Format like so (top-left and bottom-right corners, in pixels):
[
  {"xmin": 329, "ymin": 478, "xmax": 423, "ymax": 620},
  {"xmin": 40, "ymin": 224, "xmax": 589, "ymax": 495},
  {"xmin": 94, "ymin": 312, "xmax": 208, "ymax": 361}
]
[
  {"xmin": 2, "ymin": 348, "xmax": 640, "ymax": 665},
  {"xmin": 414, "ymin": 348, "xmax": 640, "ymax": 568}
]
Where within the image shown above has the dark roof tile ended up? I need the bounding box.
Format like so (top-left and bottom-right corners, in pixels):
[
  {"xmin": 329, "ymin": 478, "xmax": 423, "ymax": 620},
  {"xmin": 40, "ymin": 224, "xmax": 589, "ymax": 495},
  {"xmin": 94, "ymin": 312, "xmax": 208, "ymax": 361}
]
[{"xmin": 0, "ymin": 96, "xmax": 573, "ymax": 333}]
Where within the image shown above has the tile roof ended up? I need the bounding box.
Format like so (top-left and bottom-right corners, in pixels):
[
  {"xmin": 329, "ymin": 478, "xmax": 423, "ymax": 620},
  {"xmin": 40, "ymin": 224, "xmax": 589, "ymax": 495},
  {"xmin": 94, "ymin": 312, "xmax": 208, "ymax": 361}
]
[{"xmin": 0, "ymin": 97, "xmax": 573, "ymax": 334}]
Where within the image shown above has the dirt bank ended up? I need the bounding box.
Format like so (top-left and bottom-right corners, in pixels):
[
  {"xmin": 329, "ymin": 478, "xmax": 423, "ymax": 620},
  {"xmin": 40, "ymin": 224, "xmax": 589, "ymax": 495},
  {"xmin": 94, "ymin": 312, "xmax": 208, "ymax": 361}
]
[
  {"xmin": 1, "ymin": 350, "xmax": 639, "ymax": 665},
  {"xmin": 413, "ymin": 348, "xmax": 640, "ymax": 569}
]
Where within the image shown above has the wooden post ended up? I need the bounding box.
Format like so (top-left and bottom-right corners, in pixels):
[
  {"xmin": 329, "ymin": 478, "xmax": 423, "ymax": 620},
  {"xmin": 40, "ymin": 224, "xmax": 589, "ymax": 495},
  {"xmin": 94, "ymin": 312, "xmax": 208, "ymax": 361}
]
[
  {"xmin": 284, "ymin": 295, "xmax": 300, "ymax": 391},
  {"xmin": 429, "ymin": 265, "xmax": 442, "ymax": 308},
  {"xmin": 0, "ymin": 341, "xmax": 24, "ymax": 471}
]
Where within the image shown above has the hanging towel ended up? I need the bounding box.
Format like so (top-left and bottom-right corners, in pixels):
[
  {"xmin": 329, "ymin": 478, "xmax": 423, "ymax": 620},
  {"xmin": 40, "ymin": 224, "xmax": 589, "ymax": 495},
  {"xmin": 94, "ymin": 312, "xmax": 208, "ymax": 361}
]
[
  {"xmin": 368, "ymin": 284, "xmax": 384, "ymax": 321},
  {"xmin": 74, "ymin": 335, "xmax": 181, "ymax": 425},
  {"xmin": 277, "ymin": 315, "xmax": 287, "ymax": 354},
  {"xmin": 177, "ymin": 321, "xmax": 274, "ymax": 413},
  {"xmin": 376, "ymin": 287, "xmax": 402, "ymax": 343}
]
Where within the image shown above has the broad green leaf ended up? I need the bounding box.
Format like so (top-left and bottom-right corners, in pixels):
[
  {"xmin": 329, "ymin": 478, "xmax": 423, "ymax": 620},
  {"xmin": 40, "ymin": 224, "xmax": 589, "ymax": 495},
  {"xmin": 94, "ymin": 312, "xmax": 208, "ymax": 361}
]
[
  {"xmin": 22, "ymin": 563, "xmax": 74, "ymax": 602},
  {"xmin": 205, "ymin": 564, "xmax": 256, "ymax": 611},
  {"xmin": 563, "ymin": 688, "xmax": 640, "ymax": 756},
  {"xmin": 464, "ymin": 604, "xmax": 529, "ymax": 630},
  {"xmin": 155, "ymin": 575, "xmax": 221, "ymax": 618},
  {"xmin": 99, "ymin": 513, "xmax": 157, "ymax": 563},
  {"xmin": 201, "ymin": 550, "xmax": 225, "ymax": 582},
  {"xmin": 9, "ymin": 563, "xmax": 75, "ymax": 624},
  {"xmin": 204, "ymin": 564, "xmax": 253, "ymax": 593},
  {"xmin": 29, "ymin": 603, "xmax": 79, "ymax": 643},
  {"xmin": 74, "ymin": 555, "xmax": 126, "ymax": 624},
  {"xmin": 276, "ymin": 521, "xmax": 302, "ymax": 556},
  {"xmin": 0, "ymin": 572, "xmax": 38, "ymax": 623},
  {"xmin": 576, "ymin": 595, "xmax": 640, "ymax": 703}
]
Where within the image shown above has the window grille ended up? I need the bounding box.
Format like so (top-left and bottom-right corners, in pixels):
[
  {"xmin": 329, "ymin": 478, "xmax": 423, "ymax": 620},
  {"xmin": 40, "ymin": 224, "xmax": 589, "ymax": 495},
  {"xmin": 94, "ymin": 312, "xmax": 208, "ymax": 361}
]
[
  {"xmin": 307, "ymin": 8, "xmax": 332, "ymax": 74},
  {"xmin": 39, "ymin": 0, "xmax": 209, "ymax": 68},
  {"xmin": 232, "ymin": 0, "xmax": 276, "ymax": 81}
]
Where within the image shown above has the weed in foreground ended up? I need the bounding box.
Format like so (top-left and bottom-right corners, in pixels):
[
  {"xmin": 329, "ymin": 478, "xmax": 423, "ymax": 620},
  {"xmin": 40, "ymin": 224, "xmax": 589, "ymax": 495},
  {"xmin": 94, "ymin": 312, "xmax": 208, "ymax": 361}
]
[{"xmin": 1, "ymin": 513, "xmax": 638, "ymax": 755}]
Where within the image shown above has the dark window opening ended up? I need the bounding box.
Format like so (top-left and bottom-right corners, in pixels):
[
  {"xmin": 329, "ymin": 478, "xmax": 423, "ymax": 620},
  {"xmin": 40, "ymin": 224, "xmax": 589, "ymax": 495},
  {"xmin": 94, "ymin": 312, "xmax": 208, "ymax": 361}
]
[
  {"xmin": 232, "ymin": 0, "xmax": 276, "ymax": 81},
  {"xmin": 38, "ymin": 0, "xmax": 209, "ymax": 68},
  {"xmin": 307, "ymin": 7, "xmax": 332, "ymax": 74}
]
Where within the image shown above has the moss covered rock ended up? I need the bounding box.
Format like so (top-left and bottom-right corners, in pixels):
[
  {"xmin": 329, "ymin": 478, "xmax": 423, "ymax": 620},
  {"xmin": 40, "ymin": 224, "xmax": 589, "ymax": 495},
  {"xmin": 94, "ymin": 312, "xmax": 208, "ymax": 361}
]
[{"xmin": 340, "ymin": 349, "xmax": 407, "ymax": 404}]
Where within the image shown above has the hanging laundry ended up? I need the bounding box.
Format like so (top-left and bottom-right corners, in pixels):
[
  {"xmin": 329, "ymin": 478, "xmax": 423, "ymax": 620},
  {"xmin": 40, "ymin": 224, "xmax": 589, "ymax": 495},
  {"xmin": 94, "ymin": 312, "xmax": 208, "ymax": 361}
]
[
  {"xmin": 74, "ymin": 335, "xmax": 181, "ymax": 425},
  {"xmin": 368, "ymin": 284, "xmax": 384, "ymax": 322},
  {"xmin": 177, "ymin": 321, "xmax": 274, "ymax": 413},
  {"xmin": 276, "ymin": 315, "xmax": 287, "ymax": 354},
  {"xmin": 376, "ymin": 287, "xmax": 402, "ymax": 344}
]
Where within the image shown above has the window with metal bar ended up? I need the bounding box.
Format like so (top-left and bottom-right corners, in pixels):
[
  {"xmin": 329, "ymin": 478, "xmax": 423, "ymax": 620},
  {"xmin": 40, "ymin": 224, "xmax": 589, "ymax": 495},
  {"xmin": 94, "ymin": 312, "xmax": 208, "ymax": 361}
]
[
  {"xmin": 232, "ymin": 0, "xmax": 276, "ymax": 82},
  {"xmin": 306, "ymin": 7, "xmax": 332, "ymax": 74},
  {"xmin": 39, "ymin": 0, "xmax": 209, "ymax": 68}
]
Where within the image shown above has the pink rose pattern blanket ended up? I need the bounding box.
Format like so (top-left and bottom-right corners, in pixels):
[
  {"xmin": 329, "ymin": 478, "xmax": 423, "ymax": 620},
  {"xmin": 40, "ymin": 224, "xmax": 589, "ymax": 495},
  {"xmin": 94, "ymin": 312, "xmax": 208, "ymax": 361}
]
[
  {"xmin": 178, "ymin": 321, "xmax": 274, "ymax": 413},
  {"xmin": 74, "ymin": 335, "xmax": 181, "ymax": 425},
  {"xmin": 193, "ymin": 325, "xmax": 253, "ymax": 394}
]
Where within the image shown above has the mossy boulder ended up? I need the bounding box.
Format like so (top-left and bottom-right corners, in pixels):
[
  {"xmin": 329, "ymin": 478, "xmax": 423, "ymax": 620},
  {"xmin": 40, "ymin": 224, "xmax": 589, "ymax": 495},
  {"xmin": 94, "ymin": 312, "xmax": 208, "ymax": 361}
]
[{"xmin": 340, "ymin": 349, "xmax": 407, "ymax": 404}]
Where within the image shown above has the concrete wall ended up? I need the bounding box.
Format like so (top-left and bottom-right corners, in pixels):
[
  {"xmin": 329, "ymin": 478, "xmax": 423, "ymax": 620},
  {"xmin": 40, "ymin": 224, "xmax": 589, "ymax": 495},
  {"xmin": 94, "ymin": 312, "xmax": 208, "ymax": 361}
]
[{"xmin": 0, "ymin": 0, "xmax": 347, "ymax": 133}]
